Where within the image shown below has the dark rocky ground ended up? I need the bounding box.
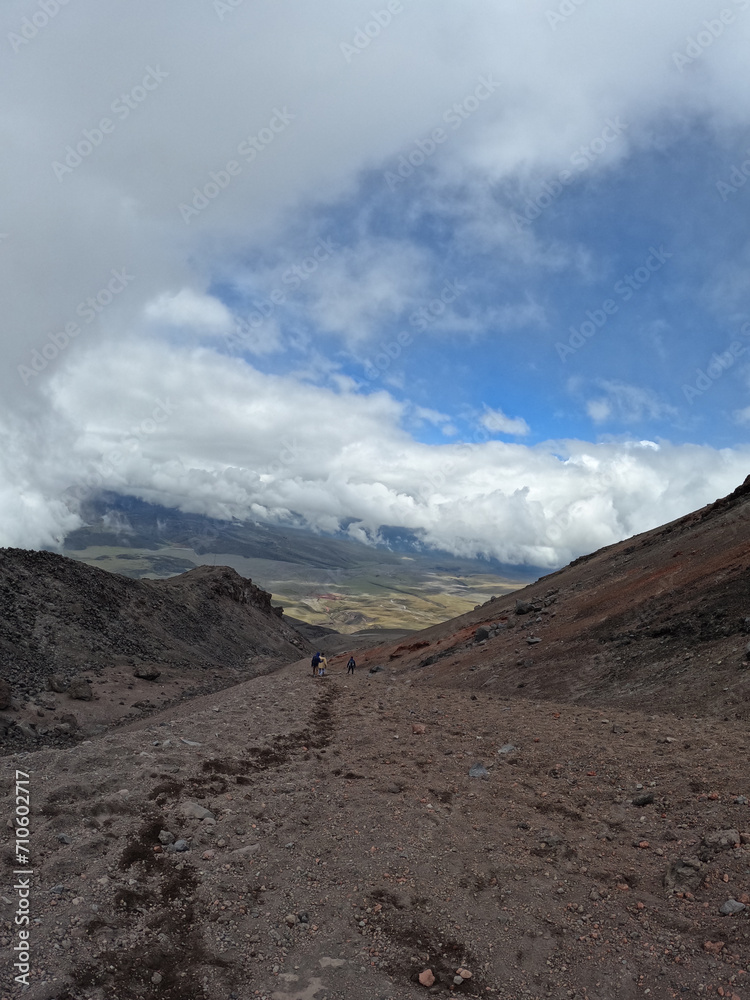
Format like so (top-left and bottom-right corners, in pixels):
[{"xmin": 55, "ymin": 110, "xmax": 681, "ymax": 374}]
[{"xmin": 0, "ymin": 553, "xmax": 311, "ymax": 753}]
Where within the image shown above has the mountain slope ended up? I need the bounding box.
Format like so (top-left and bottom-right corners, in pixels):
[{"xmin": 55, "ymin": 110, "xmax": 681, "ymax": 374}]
[
  {"xmin": 344, "ymin": 475, "xmax": 750, "ymax": 716},
  {"xmin": 0, "ymin": 549, "xmax": 311, "ymax": 746}
]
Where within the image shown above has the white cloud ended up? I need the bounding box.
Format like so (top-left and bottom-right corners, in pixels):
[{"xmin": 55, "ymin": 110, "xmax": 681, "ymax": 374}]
[
  {"xmin": 481, "ymin": 407, "xmax": 531, "ymax": 437},
  {"xmin": 305, "ymin": 239, "xmax": 430, "ymax": 343},
  {"xmin": 1, "ymin": 337, "xmax": 745, "ymax": 568},
  {"xmin": 144, "ymin": 289, "xmax": 232, "ymax": 335},
  {"xmin": 584, "ymin": 380, "xmax": 678, "ymax": 424},
  {"xmin": 586, "ymin": 399, "xmax": 612, "ymax": 423}
]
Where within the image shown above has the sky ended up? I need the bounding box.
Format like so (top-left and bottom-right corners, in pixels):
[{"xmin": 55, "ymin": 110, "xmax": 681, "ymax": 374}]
[{"xmin": 2, "ymin": 0, "xmax": 750, "ymax": 569}]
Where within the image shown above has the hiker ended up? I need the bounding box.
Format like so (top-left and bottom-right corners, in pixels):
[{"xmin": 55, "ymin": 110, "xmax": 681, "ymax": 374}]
[
  {"xmin": 346, "ymin": 655, "xmax": 356, "ymax": 675},
  {"xmin": 318, "ymin": 655, "xmax": 329, "ymax": 676},
  {"xmin": 311, "ymin": 651, "xmax": 321, "ymax": 676}
]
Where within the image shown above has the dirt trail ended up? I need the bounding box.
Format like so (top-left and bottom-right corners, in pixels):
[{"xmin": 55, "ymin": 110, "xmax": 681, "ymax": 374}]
[{"xmin": 2, "ymin": 655, "xmax": 748, "ymax": 1000}]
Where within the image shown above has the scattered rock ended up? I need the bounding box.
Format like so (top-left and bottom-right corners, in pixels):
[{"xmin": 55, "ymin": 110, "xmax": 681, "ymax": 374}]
[
  {"xmin": 166, "ymin": 839, "xmax": 189, "ymax": 853},
  {"xmin": 418, "ymin": 969, "xmax": 435, "ymax": 987},
  {"xmin": 47, "ymin": 674, "xmax": 68, "ymax": 693},
  {"xmin": 228, "ymin": 844, "xmax": 260, "ymax": 859},
  {"xmin": 284, "ymin": 913, "xmax": 297, "ymax": 926},
  {"xmin": 133, "ymin": 664, "xmax": 161, "ymax": 681},
  {"xmin": 67, "ymin": 676, "xmax": 93, "ymax": 701},
  {"xmin": 702, "ymin": 829, "xmax": 740, "ymax": 853},
  {"xmin": 158, "ymin": 830, "xmax": 175, "ymax": 845},
  {"xmin": 497, "ymin": 744, "xmax": 518, "ymax": 755},
  {"xmin": 180, "ymin": 801, "xmax": 215, "ymax": 821},
  {"xmin": 412, "ymin": 723, "xmax": 426, "ymax": 734},
  {"xmin": 468, "ymin": 763, "xmax": 489, "ymax": 779},
  {"xmin": 664, "ymin": 857, "xmax": 702, "ymax": 894},
  {"xmin": 632, "ymin": 792, "xmax": 655, "ymax": 807},
  {"xmin": 703, "ymin": 940, "xmax": 725, "ymax": 954},
  {"xmin": 368, "ymin": 664, "xmax": 385, "ymax": 674},
  {"xmin": 720, "ymin": 899, "xmax": 746, "ymax": 915},
  {"xmin": 515, "ymin": 600, "xmax": 534, "ymax": 615},
  {"xmin": 474, "ymin": 626, "xmax": 490, "ymax": 642}
]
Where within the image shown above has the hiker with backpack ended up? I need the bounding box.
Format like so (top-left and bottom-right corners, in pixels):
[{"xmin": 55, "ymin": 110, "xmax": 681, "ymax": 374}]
[
  {"xmin": 311, "ymin": 651, "xmax": 321, "ymax": 676},
  {"xmin": 346, "ymin": 655, "xmax": 356, "ymax": 675}
]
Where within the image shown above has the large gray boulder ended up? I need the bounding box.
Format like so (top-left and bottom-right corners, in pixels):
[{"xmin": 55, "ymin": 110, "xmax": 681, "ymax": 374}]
[{"xmin": 68, "ymin": 676, "xmax": 93, "ymax": 701}]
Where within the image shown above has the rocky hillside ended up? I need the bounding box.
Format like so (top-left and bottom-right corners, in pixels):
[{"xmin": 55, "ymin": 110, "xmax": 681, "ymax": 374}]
[
  {"xmin": 0, "ymin": 550, "xmax": 311, "ymax": 749},
  {"xmin": 345, "ymin": 475, "xmax": 750, "ymax": 718}
]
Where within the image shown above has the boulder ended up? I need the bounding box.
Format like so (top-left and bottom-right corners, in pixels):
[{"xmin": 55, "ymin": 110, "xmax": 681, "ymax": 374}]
[
  {"xmin": 180, "ymin": 801, "xmax": 215, "ymax": 821},
  {"xmin": 515, "ymin": 600, "xmax": 534, "ymax": 615},
  {"xmin": 47, "ymin": 674, "xmax": 68, "ymax": 693},
  {"xmin": 663, "ymin": 857, "xmax": 702, "ymax": 894},
  {"xmin": 469, "ymin": 762, "xmax": 489, "ymax": 779},
  {"xmin": 418, "ymin": 969, "xmax": 435, "ymax": 987},
  {"xmin": 720, "ymin": 899, "xmax": 746, "ymax": 916},
  {"xmin": 68, "ymin": 677, "xmax": 93, "ymax": 701},
  {"xmin": 133, "ymin": 664, "xmax": 161, "ymax": 681},
  {"xmin": 702, "ymin": 829, "xmax": 740, "ymax": 853}
]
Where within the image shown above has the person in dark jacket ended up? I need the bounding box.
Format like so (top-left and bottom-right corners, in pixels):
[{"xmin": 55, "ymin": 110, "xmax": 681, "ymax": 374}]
[
  {"xmin": 346, "ymin": 655, "xmax": 356, "ymax": 675},
  {"xmin": 311, "ymin": 652, "xmax": 321, "ymax": 675}
]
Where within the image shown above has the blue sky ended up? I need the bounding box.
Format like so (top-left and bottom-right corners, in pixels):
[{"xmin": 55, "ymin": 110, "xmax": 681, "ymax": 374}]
[
  {"xmin": 219, "ymin": 124, "xmax": 750, "ymax": 449},
  {"xmin": 2, "ymin": 0, "xmax": 750, "ymax": 566}
]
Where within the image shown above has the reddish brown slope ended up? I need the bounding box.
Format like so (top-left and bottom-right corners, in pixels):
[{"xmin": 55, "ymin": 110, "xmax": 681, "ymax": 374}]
[{"xmin": 345, "ymin": 477, "xmax": 750, "ymax": 717}]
